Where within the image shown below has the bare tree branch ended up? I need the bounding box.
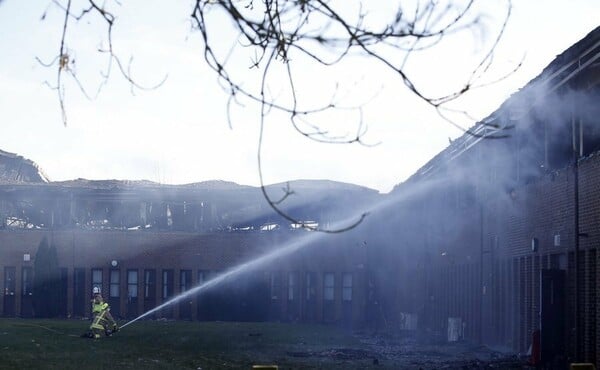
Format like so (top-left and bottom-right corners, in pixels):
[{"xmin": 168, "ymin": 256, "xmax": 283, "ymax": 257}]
[
  {"xmin": 38, "ymin": 0, "xmax": 168, "ymax": 126},
  {"xmin": 44, "ymin": 0, "xmax": 516, "ymax": 232}
]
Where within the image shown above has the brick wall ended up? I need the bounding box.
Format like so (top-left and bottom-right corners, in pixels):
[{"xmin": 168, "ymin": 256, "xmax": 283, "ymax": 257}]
[
  {"xmin": 0, "ymin": 229, "xmax": 368, "ymax": 325},
  {"xmin": 399, "ymin": 151, "xmax": 600, "ymax": 363}
]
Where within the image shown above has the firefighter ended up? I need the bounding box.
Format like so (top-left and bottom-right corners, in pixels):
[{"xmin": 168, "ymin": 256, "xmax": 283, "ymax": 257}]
[{"xmin": 88, "ymin": 286, "xmax": 118, "ymax": 338}]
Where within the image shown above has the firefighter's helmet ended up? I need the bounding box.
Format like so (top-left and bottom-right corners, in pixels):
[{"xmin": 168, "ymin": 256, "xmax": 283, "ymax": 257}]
[{"xmin": 93, "ymin": 286, "xmax": 100, "ymax": 294}]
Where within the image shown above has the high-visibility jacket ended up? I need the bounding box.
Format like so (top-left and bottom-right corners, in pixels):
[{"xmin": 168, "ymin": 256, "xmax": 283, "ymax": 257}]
[{"xmin": 91, "ymin": 294, "xmax": 109, "ymax": 314}]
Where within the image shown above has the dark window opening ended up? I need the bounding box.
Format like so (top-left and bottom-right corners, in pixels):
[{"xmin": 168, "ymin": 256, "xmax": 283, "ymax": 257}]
[
  {"xmin": 582, "ymin": 117, "xmax": 600, "ymax": 156},
  {"xmin": 544, "ymin": 115, "xmax": 574, "ymax": 171}
]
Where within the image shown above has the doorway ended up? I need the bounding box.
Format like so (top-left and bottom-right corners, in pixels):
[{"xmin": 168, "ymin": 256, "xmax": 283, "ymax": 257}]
[{"xmin": 540, "ymin": 269, "xmax": 566, "ymax": 365}]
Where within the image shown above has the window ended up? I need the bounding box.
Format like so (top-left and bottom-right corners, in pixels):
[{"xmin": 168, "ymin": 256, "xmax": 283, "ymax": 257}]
[
  {"xmin": 270, "ymin": 272, "xmax": 281, "ymax": 300},
  {"xmin": 91, "ymin": 268, "xmax": 102, "ymax": 294},
  {"xmin": 582, "ymin": 118, "xmax": 600, "ymax": 156},
  {"xmin": 144, "ymin": 269, "xmax": 156, "ymax": 299},
  {"xmin": 22, "ymin": 267, "xmax": 33, "ymax": 296},
  {"xmin": 323, "ymin": 273, "xmax": 334, "ymax": 301},
  {"xmin": 198, "ymin": 270, "xmax": 207, "ymax": 285},
  {"xmin": 162, "ymin": 270, "xmax": 174, "ymax": 299},
  {"xmin": 288, "ymin": 272, "xmax": 297, "ymax": 301},
  {"xmin": 109, "ymin": 270, "xmax": 120, "ymax": 298},
  {"xmin": 180, "ymin": 270, "xmax": 191, "ymax": 292},
  {"xmin": 305, "ymin": 272, "xmax": 316, "ymax": 301},
  {"xmin": 127, "ymin": 270, "xmax": 138, "ymax": 299},
  {"xmin": 342, "ymin": 273, "xmax": 352, "ymax": 302},
  {"xmin": 4, "ymin": 267, "xmax": 16, "ymax": 296}
]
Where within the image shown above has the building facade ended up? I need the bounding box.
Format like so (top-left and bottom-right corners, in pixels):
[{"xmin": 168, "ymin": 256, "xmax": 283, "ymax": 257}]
[
  {"xmin": 0, "ymin": 180, "xmax": 375, "ymax": 326},
  {"xmin": 372, "ymin": 26, "xmax": 600, "ymax": 365}
]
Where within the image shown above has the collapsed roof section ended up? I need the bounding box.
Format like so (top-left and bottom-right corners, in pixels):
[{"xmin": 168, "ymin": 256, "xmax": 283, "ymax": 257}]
[{"xmin": 0, "ymin": 149, "xmax": 49, "ymax": 184}]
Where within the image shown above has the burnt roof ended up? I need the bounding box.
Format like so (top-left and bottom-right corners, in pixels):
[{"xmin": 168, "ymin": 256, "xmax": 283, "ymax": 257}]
[{"xmin": 397, "ymin": 25, "xmax": 600, "ymax": 189}]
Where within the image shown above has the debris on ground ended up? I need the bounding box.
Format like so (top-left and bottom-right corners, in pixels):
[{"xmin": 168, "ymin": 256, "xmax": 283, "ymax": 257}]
[
  {"xmin": 287, "ymin": 348, "xmax": 378, "ymax": 361},
  {"xmin": 286, "ymin": 332, "xmax": 527, "ymax": 369}
]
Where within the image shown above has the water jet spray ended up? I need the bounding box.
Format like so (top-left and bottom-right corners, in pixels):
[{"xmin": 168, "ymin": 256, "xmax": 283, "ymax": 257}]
[{"xmin": 119, "ymin": 177, "xmax": 444, "ymax": 329}]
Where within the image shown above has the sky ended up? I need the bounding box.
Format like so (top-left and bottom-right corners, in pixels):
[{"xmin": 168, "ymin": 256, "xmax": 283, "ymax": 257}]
[{"xmin": 0, "ymin": 1, "xmax": 598, "ymax": 193}]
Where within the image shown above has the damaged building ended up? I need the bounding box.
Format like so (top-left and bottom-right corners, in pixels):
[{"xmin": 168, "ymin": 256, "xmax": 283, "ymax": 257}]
[
  {"xmin": 368, "ymin": 25, "xmax": 600, "ymax": 365},
  {"xmin": 1, "ymin": 23, "xmax": 600, "ymax": 367},
  {"xmin": 0, "ymin": 155, "xmax": 380, "ymax": 324}
]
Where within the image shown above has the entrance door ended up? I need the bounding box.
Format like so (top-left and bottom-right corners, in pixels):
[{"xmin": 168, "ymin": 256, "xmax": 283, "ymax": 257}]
[{"xmin": 540, "ymin": 269, "xmax": 566, "ymax": 365}]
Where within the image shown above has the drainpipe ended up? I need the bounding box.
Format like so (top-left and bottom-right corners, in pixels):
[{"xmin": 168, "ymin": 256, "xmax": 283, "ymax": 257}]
[
  {"xmin": 479, "ymin": 202, "xmax": 484, "ymax": 344},
  {"xmin": 572, "ymin": 112, "xmax": 580, "ymax": 361}
]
